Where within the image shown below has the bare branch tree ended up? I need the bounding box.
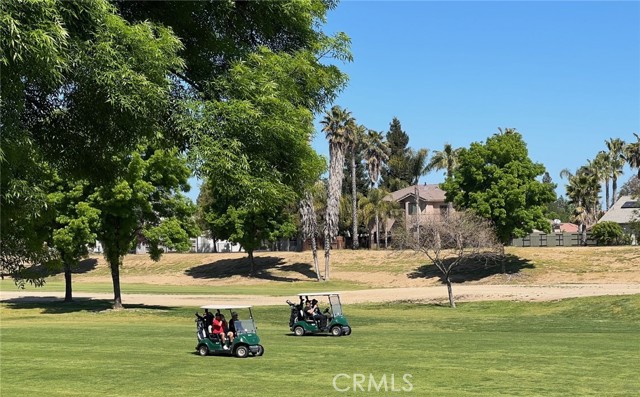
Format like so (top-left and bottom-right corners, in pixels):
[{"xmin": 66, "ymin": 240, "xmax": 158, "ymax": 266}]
[{"xmin": 394, "ymin": 211, "xmax": 503, "ymax": 307}]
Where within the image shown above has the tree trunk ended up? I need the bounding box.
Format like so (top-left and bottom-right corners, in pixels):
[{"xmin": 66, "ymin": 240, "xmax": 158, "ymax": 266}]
[
  {"xmin": 384, "ymin": 226, "xmax": 388, "ymax": 249},
  {"xmin": 445, "ymin": 276, "xmax": 456, "ymax": 308},
  {"xmin": 311, "ymin": 236, "xmax": 320, "ymax": 281},
  {"xmin": 414, "ymin": 185, "xmax": 420, "ymax": 242},
  {"xmin": 351, "ymin": 148, "xmax": 359, "ymax": 249},
  {"xmin": 375, "ymin": 213, "xmax": 380, "ymax": 249},
  {"xmin": 605, "ymin": 178, "xmax": 610, "ymax": 211},
  {"xmin": 324, "ymin": 229, "xmax": 331, "ymax": 281},
  {"xmin": 248, "ymin": 250, "xmax": 255, "ymax": 276},
  {"xmin": 63, "ymin": 261, "xmax": 73, "ymax": 302},
  {"xmin": 109, "ymin": 257, "xmax": 123, "ymax": 310},
  {"xmin": 612, "ymin": 176, "xmax": 617, "ymax": 208}
]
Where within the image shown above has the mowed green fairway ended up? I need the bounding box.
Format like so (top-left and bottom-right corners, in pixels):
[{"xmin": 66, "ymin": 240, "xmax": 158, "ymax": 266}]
[{"xmin": 2, "ymin": 296, "xmax": 639, "ymax": 397}]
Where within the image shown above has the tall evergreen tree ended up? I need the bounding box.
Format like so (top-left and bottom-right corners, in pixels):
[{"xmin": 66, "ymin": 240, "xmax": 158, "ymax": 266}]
[{"xmin": 380, "ymin": 117, "xmax": 413, "ymax": 191}]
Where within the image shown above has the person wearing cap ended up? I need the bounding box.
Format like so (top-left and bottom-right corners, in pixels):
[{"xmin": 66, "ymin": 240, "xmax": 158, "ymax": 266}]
[
  {"xmin": 227, "ymin": 312, "xmax": 239, "ymax": 344},
  {"xmin": 212, "ymin": 312, "xmax": 229, "ymax": 350}
]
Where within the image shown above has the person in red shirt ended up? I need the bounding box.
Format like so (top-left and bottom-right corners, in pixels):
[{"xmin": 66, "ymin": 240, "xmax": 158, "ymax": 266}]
[{"xmin": 212, "ymin": 312, "xmax": 229, "ymax": 350}]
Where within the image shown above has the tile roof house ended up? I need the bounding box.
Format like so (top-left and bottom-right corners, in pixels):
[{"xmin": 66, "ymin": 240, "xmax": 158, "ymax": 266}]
[
  {"xmin": 385, "ymin": 184, "xmax": 450, "ymax": 232},
  {"xmin": 597, "ymin": 195, "xmax": 640, "ymax": 230}
]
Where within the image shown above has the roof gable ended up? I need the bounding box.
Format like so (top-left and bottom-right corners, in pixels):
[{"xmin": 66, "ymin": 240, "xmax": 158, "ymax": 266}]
[
  {"xmin": 390, "ymin": 184, "xmax": 447, "ymax": 203},
  {"xmin": 598, "ymin": 195, "xmax": 639, "ymax": 224}
]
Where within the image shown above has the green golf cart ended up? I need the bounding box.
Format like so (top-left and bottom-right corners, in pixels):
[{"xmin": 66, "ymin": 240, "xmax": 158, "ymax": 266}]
[
  {"xmin": 195, "ymin": 305, "xmax": 264, "ymax": 358},
  {"xmin": 287, "ymin": 292, "xmax": 351, "ymax": 337}
]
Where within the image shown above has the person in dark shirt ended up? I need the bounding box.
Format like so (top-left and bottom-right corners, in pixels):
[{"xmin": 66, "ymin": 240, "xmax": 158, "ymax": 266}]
[
  {"xmin": 204, "ymin": 309, "xmax": 214, "ymax": 331},
  {"xmin": 227, "ymin": 312, "xmax": 238, "ymax": 344}
]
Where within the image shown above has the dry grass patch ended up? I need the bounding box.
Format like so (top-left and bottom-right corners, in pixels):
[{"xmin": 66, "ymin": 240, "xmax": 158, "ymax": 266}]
[{"xmin": 41, "ymin": 246, "xmax": 640, "ymax": 289}]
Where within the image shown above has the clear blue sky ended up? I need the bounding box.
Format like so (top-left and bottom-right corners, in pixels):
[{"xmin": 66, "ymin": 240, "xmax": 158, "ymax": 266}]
[
  {"xmin": 188, "ymin": 1, "xmax": 640, "ymax": 201},
  {"xmin": 313, "ymin": 1, "xmax": 640, "ymax": 192}
]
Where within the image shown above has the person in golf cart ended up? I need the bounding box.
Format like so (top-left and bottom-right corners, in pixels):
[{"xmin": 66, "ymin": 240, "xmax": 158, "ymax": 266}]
[
  {"xmin": 227, "ymin": 312, "xmax": 238, "ymax": 344},
  {"xmin": 212, "ymin": 312, "xmax": 229, "ymax": 350},
  {"xmin": 308, "ymin": 298, "xmax": 327, "ymax": 329}
]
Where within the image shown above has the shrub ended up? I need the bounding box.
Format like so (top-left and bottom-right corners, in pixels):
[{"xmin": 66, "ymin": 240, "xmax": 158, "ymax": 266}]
[{"xmin": 590, "ymin": 221, "xmax": 625, "ymax": 245}]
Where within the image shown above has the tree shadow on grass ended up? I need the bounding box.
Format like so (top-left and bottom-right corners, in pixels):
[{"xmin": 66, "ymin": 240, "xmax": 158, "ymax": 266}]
[
  {"xmin": 408, "ymin": 254, "xmax": 535, "ymax": 283},
  {"xmin": 29, "ymin": 258, "xmax": 99, "ymax": 278},
  {"xmin": 185, "ymin": 256, "xmax": 317, "ymax": 282},
  {"xmin": 1, "ymin": 297, "xmax": 174, "ymax": 314}
]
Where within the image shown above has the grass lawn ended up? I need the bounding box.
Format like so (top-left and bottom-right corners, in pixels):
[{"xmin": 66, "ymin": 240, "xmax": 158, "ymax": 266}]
[{"xmin": 1, "ymin": 295, "xmax": 639, "ymax": 396}]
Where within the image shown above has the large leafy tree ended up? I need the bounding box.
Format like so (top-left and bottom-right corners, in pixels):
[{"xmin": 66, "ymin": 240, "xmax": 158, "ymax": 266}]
[
  {"xmin": 91, "ymin": 148, "xmax": 198, "ymax": 309},
  {"xmin": 47, "ymin": 177, "xmax": 100, "ymax": 302},
  {"xmin": 196, "ymin": 48, "xmax": 332, "ymax": 275},
  {"xmin": 1, "ymin": 0, "xmax": 184, "ymax": 285},
  {"xmin": 443, "ymin": 129, "xmax": 555, "ymax": 245},
  {"xmin": 380, "ymin": 117, "xmax": 413, "ymax": 191}
]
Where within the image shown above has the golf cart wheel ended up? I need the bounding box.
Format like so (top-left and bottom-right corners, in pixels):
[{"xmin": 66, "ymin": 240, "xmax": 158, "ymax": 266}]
[
  {"xmin": 198, "ymin": 345, "xmax": 209, "ymax": 356},
  {"xmin": 293, "ymin": 326, "xmax": 305, "ymax": 336},
  {"xmin": 343, "ymin": 326, "xmax": 352, "ymax": 336},
  {"xmin": 254, "ymin": 345, "xmax": 265, "ymax": 356},
  {"xmin": 235, "ymin": 345, "xmax": 249, "ymax": 358},
  {"xmin": 330, "ymin": 326, "xmax": 343, "ymax": 337}
]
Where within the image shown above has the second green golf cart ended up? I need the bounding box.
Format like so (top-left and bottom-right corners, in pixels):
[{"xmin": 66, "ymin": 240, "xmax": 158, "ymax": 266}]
[{"xmin": 287, "ymin": 292, "xmax": 351, "ymax": 336}]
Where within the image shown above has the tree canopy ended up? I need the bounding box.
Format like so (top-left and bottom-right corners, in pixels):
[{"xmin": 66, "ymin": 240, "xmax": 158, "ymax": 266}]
[{"xmin": 442, "ymin": 129, "xmax": 555, "ymax": 244}]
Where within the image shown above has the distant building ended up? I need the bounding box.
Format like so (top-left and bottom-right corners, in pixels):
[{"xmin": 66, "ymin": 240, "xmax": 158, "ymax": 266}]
[
  {"xmin": 598, "ymin": 195, "xmax": 639, "ymax": 230},
  {"xmin": 385, "ymin": 184, "xmax": 450, "ymax": 232}
]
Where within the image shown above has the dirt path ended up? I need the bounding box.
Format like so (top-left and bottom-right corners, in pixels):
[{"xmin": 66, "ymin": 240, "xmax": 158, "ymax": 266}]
[{"xmin": 2, "ymin": 283, "xmax": 639, "ymax": 307}]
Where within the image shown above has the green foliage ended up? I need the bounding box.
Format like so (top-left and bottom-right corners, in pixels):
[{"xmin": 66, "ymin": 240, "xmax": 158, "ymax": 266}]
[
  {"xmin": 545, "ymin": 195, "xmax": 575, "ymax": 223},
  {"xmin": 1, "ymin": 0, "xmax": 185, "ymax": 284},
  {"xmin": 590, "ymin": 221, "xmax": 625, "ymax": 246},
  {"xmin": 618, "ymin": 175, "xmax": 640, "ymax": 199},
  {"xmin": 195, "ymin": 48, "xmax": 334, "ymax": 258},
  {"xmin": 49, "ymin": 178, "xmax": 100, "ymax": 263},
  {"xmin": 91, "ymin": 149, "xmax": 197, "ymax": 264},
  {"xmin": 380, "ymin": 117, "xmax": 413, "ymax": 190},
  {"xmin": 443, "ymin": 129, "xmax": 556, "ymax": 244}
]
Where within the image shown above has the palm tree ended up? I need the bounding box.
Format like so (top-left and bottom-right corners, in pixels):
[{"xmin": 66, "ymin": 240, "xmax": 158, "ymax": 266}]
[
  {"xmin": 359, "ymin": 188, "xmax": 394, "ymax": 249},
  {"xmin": 590, "ymin": 151, "xmax": 610, "ymax": 210},
  {"xmin": 347, "ymin": 124, "xmax": 366, "ymax": 249},
  {"xmin": 365, "ymin": 130, "xmax": 390, "ymax": 188},
  {"xmin": 407, "ymin": 148, "xmax": 429, "ymax": 239},
  {"xmin": 299, "ymin": 182, "xmax": 325, "ymax": 281},
  {"xmin": 564, "ymin": 166, "xmax": 601, "ymax": 245},
  {"xmin": 426, "ymin": 143, "xmax": 461, "ymax": 180},
  {"xmin": 320, "ymin": 106, "xmax": 353, "ymax": 281},
  {"xmin": 623, "ymin": 133, "xmax": 640, "ymax": 178},
  {"xmin": 606, "ymin": 138, "xmax": 626, "ymax": 208}
]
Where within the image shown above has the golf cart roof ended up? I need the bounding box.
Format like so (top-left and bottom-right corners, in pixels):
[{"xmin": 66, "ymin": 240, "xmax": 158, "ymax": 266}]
[
  {"xmin": 297, "ymin": 292, "xmax": 341, "ymax": 297},
  {"xmin": 200, "ymin": 305, "xmax": 253, "ymax": 310}
]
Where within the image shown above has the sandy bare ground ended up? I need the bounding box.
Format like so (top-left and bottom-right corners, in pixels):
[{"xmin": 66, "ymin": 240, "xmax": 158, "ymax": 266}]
[{"xmin": 2, "ymin": 283, "xmax": 640, "ymax": 307}]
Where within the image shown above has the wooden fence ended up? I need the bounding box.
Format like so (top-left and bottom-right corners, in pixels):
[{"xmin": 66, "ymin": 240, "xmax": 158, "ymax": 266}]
[{"xmin": 510, "ymin": 233, "xmax": 596, "ymax": 247}]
